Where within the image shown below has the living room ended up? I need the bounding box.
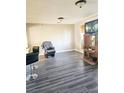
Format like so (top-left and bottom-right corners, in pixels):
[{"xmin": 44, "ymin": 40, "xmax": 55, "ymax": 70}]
[
  {"xmin": 1, "ymin": 0, "xmax": 124, "ymax": 93},
  {"xmin": 26, "ymin": 0, "xmax": 97, "ymax": 54},
  {"xmin": 26, "ymin": 14, "xmax": 97, "ymax": 55},
  {"xmin": 26, "ymin": 0, "xmax": 98, "ymax": 93}
]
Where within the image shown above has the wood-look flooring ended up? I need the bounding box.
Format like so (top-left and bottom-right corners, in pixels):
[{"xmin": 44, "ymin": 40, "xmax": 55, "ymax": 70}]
[{"xmin": 26, "ymin": 51, "xmax": 98, "ymax": 93}]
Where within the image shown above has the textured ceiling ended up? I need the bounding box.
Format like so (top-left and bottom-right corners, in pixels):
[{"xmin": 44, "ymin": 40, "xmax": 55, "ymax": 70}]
[{"xmin": 26, "ymin": 0, "xmax": 97, "ymax": 24}]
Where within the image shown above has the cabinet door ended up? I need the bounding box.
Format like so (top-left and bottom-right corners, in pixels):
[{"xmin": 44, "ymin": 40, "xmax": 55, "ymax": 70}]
[{"xmin": 84, "ymin": 34, "xmax": 92, "ymax": 48}]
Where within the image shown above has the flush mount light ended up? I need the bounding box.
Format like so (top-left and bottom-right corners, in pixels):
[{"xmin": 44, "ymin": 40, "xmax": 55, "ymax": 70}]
[
  {"xmin": 75, "ymin": 0, "xmax": 86, "ymax": 8},
  {"xmin": 57, "ymin": 17, "xmax": 64, "ymax": 23}
]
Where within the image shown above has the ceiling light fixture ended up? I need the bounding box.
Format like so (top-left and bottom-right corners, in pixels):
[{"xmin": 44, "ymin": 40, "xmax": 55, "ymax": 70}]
[
  {"xmin": 75, "ymin": 0, "xmax": 86, "ymax": 8},
  {"xmin": 57, "ymin": 17, "xmax": 64, "ymax": 23}
]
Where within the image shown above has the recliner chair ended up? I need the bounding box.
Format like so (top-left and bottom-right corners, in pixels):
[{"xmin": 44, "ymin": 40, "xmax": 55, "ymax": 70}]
[{"xmin": 41, "ymin": 41, "xmax": 56, "ymax": 58}]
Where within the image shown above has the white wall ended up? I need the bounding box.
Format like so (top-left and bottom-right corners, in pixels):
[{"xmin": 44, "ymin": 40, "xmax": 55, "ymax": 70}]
[
  {"xmin": 26, "ymin": 24, "xmax": 74, "ymax": 55},
  {"xmin": 74, "ymin": 14, "xmax": 98, "ymax": 53},
  {"xmin": 26, "ymin": 14, "xmax": 97, "ymax": 55},
  {"xmin": 74, "ymin": 22, "xmax": 82, "ymax": 51}
]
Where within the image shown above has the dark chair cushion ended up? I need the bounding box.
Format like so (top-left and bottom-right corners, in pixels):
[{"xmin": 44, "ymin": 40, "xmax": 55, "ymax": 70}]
[
  {"xmin": 26, "ymin": 52, "xmax": 39, "ymax": 65},
  {"xmin": 47, "ymin": 47, "xmax": 54, "ymax": 50}
]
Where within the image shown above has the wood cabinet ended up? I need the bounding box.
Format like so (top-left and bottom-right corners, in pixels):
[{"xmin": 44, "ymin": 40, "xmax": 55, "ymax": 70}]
[
  {"xmin": 83, "ymin": 31, "xmax": 98, "ymax": 65},
  {"xmin": 82, "ymin": 19, "xmax": 98, "ymax": 65}
]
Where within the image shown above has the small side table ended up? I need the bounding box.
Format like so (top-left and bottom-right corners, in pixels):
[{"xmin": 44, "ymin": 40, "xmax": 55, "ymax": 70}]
[{"xmin": 33, "ymin": 46, "xmax": 39, "ymax": 53}]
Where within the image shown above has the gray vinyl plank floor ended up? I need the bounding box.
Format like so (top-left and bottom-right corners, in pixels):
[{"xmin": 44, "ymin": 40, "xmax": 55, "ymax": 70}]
[{"xmin": 26, "ymin": 51, "xmax": 98, "ymax": 93}]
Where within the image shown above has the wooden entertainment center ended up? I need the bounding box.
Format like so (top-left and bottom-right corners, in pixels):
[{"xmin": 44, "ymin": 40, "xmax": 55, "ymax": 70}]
[{"xmin": 83, "ymin": 19, "xmax": 98, "ymax": 65}]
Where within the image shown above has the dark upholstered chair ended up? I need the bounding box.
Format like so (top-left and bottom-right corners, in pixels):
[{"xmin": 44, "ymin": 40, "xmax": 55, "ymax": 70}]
[
  {"xmin": 41, "ymin": 41, "xmax": 56, "ymax": 58},
  {"xmin": 26, "ymin": 52, "xmax": 39, "ymax": 80}
]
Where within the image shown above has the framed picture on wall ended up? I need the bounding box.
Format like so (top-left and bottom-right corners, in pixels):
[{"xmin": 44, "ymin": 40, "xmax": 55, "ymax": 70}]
[{"xmin": 85, "ymin": 19, "xmax": 98, "ymax": 34}]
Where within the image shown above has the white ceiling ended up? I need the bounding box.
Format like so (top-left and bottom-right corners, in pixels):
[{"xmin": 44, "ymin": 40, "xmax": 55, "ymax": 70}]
[{"xmin": 26, "ymin": 0, "xmax": 98, "ymax": 24}]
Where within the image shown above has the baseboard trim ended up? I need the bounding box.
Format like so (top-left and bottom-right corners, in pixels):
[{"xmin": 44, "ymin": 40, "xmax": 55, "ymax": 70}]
[
  {"xmin": 39, "ymin": 49, "xmax": 75, "ymax": 56},
  {"xmin": 74, "ymin": 49, "xmax": 84, "ymax": 54},
  {"xmin": 56, "ymin": 49, "xmax": 75, "ymax": 53}
]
